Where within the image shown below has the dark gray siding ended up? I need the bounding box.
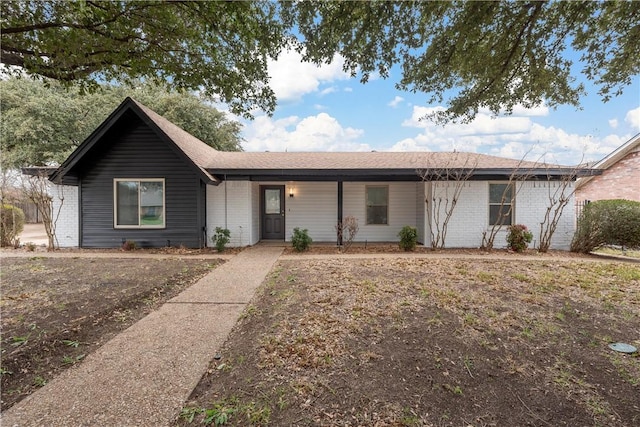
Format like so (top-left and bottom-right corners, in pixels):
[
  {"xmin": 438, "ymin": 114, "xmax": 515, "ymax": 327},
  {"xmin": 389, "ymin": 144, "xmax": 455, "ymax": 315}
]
[{"xmin": 77, "ymin": 114, "xmax": 205, "ymax": 248}]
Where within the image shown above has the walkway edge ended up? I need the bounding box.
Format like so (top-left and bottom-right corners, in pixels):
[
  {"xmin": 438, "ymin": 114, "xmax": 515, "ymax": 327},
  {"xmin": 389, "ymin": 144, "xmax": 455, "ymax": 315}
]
[{"xmin": 1, "ymin": 246, "xmax": 283, "ymax": 427}]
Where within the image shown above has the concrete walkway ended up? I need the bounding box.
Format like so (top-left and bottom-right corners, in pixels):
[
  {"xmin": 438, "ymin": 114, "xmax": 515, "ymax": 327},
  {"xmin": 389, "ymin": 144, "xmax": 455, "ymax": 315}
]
[{"xmin": 1, "ymin": 245, "xmax": 283, "ymax": 427}]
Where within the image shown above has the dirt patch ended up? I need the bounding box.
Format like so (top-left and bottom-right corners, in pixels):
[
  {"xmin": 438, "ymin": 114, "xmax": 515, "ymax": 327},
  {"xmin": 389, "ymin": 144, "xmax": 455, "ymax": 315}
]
[
  {"xmin": 178, "ymin": 258, "xmax": 640, "ymax": 426},
  {"xmin": 0, "ymin": 256, "xmax": 222, "ymax": 410},
  {"xmin": 283, "ymin": 244, "xmax": 591, "ymax": 258},
  {"xmin": 3, "ymin": 245, "xmax": 244, "ymax": 256}
]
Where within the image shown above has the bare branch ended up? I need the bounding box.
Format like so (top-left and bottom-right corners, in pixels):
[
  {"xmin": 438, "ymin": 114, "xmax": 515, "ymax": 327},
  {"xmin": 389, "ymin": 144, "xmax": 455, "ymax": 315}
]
[{"xmin": 418, "ymin": 152, "xmax": 478, "ymax": 249}]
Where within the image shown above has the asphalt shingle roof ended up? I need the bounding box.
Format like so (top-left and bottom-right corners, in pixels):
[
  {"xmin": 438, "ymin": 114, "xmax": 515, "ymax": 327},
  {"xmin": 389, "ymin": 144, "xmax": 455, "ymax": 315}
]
[
  {"xmin": 132, "ymin": 98, "xmax": 568, "ymax": 172},
  {"xmin": 206, "ymin": 151, "xmax": 552, "ymax": 171}
]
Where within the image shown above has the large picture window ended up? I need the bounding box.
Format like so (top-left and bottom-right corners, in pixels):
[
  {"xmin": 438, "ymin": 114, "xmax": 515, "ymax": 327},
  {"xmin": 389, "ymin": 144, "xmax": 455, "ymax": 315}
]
[
  {"xmin": 366, "ymin": 186, "xmax": 388, "ymax": 225},
  {"xmin": 114, "ymin": 179, "xmax": 165, "ymax": 228},
  {"xmin": 489, "ymin": 183, "xmax": 513, "ymax": 226}
]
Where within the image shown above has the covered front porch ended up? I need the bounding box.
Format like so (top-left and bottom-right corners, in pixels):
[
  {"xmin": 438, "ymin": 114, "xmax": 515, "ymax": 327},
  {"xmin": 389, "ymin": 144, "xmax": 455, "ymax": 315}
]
[{"xmin": 205, "ymin": 180, "xmax": 430, "ymax": 248}]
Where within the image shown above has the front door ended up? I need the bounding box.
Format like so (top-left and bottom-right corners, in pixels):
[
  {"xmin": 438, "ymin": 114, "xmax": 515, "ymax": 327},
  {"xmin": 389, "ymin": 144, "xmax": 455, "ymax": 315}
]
[{"xmin": 261, "ymin": 186, "xmax": 285, "ymax": 240}]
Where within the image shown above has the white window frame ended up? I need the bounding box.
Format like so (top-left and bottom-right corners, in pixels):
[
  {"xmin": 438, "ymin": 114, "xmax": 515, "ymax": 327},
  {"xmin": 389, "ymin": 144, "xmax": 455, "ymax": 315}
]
[
  {"xmin": 113, "ymin": 178, "xmax": 166, "ymax": 229},
  {"xmin": 488, "ymin": 182, "xmax": 514, "ymax": 226},
  {"xmin": 365, "ymin": 185, "xmax": 389, "ymax": 225}
]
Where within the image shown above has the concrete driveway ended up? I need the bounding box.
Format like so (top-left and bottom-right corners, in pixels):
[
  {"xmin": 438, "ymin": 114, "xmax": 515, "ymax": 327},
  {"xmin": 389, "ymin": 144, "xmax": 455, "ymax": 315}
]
[{"xmin": 19, "ymin": 223, "xmax": 48, "ymax": 246}]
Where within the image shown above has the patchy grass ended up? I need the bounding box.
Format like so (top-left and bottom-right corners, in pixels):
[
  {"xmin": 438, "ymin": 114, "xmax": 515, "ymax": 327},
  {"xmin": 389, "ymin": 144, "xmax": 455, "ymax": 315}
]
[
  {"xmin": 1, "ymin": 257, "xmax": 220, "ymax": 410},
  {"xmin": 179, "ymin": 258, "xmax": 640, "ymax": 426}
]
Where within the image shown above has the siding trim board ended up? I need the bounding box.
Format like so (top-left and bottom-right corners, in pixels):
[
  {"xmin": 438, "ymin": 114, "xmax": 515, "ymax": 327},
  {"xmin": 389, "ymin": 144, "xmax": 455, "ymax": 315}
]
[{"xmin": 212, "ymin": 169, "xmax": 596, "ymax": 182}]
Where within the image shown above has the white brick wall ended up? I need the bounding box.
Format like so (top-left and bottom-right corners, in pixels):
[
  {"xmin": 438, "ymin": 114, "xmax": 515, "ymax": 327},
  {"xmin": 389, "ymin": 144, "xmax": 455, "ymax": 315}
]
[
  {"xmin": 430, "ymin": 181, "xmax": 487, "ymax": 248},
  {"xmin": 415, "ymin": 182, "xmax": 427, "ymax": 244},
  {"xmin": 204, "ymin": 179, "xmax": 576, "ymax": 250},
  {"xmin": 251, "ymin": 182, "xmax": 260, "ymax": 245},
  {"xmin": 206, "ymin": 181, "xmax": 255, "ymax": 247},
  {"xmin": 515, "ymin": 181, "xmax": 576, "ymax": 250},
  {"xmin": 51, "ymin": 184, "xmax": 79, "ymax": 247},
  {"xmin": 431, "ymin": 180, "xmax": 576, "ymax": 250},
  {"xmin": 285, "ymin": 182, "xmax": 338, "ymax": 242},
  {"xmin": 343, "ymin": 182, "xmax": 417, "ymax": 242}
]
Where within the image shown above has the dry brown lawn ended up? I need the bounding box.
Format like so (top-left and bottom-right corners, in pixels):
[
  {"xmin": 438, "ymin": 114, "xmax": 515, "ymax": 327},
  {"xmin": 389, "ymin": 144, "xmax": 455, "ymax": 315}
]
[
  {"xmin": 1, "ymin": 256, "xmax": 219, "ymax": 410},
  {"xmin": 179, "ymin": 257, "xmax": 640, "ymax": 427}
]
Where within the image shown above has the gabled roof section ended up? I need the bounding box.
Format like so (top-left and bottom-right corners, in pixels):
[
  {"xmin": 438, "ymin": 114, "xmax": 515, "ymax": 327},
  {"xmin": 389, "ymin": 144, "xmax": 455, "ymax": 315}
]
[
  {"xmin": 576, "ymin": 133, "xmax": 640, "ymax": 190},
  {"xmin": 593, "ymin": 133, "xmax": 640, "ymax": 169},
  {"xmin": 49, "ymin": 97, "xmax": 219, "ymax": 184}
]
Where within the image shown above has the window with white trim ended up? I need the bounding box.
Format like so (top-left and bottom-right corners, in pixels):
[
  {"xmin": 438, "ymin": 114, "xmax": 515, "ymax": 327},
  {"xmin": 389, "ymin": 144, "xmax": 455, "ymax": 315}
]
[
  {"xmin": 114, "ymin": 179, "xmax": 165, "ymax": 228},
  {"xmin": 489, "ymin": 183, "xmax": 513, "ymax": 226},
  {"xmin": 366, "ymin": 186, "xmax": 388, "ymax": 225}
]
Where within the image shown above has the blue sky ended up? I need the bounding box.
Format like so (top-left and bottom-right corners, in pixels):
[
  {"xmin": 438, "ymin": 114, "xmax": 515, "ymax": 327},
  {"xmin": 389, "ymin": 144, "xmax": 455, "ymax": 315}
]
[{"xmin": 238, "ymin": 49, "xmax": 640, "ymax": 166}]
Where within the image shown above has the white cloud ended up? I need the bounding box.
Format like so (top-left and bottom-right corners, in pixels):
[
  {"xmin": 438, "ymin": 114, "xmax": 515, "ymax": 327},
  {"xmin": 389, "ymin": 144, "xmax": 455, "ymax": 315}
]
[
  {"xmin": 393, "ymin": 105, "xmax": 630, "ymax": 165},
  {"xmin": 609, "ymin": 118, "xmax": 619, "ymax": 129},
  {"xmin": 388, "ymin": 96, "xmax": 404, "ymax": 108},
  {"xmin": 242, "ymin": 113, "xmax": 368, "ymax": 152},
  {"xmin": 402, "ymin": 105, "xmax": 532, "ymax": 136},
  {"xmin": 510, "ymin": 103, "xmax": 549, "ymax": 117},
  {"xmin": 387, "ymin": 138, "xmax": 431, "ymax": 152},
  {"xmin": 313, "ymin": 104, "xmax": 328, "ymax": 111},
  {"xmin": 625, "ymin": 107, "xmax": 640, "ymax": 130},
  {"xmin": 319, "ymin": 87, "xmax": 337, "ymax": 96},
  {"xmin": 268, "ymin": 50, "xmax": 349, "ymax": 102}
]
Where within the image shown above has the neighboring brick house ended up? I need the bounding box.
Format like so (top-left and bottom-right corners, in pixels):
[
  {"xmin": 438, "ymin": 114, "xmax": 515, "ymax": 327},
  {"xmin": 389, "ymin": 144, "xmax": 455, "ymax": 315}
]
[{"xmin": 576, "ymin": 134, "xmax": 640, "ymax": 204}]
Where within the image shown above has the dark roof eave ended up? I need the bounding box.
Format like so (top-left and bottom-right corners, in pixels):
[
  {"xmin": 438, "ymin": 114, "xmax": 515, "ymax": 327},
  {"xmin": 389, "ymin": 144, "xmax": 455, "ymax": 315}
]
[
  {"xmin": 21, "ymin": 167, "xmax": 57, "ymax": 178},
  {"xmin": 209, "ymin": 167, "xmax": 600, "ymax": 181}
]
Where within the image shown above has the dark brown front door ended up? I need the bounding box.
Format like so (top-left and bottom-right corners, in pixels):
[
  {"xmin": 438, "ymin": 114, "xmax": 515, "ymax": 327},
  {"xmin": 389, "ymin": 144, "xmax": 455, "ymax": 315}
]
[{"xmin": 261, "ymin": 186, "xmax": 285, "ymax": 240}]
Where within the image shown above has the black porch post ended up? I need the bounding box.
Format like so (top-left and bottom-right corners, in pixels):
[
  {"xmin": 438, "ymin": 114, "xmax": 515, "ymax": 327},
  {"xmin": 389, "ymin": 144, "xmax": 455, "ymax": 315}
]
[{"xmin": 337, "ymin": 180, "xmax": 343, "ymax": 245}]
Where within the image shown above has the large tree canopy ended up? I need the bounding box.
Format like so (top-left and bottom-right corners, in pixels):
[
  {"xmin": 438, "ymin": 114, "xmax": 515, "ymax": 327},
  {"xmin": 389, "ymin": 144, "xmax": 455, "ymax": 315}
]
[
  {"xmin": 284, "ymin": 0, "xmax": 639, "ymax": 123},
  {"xmin": 0, "ymin": 78, "xmax": 243, "ymax": 168},
  {"xmin": 2, "ymin": 1, "xmax": 638, "ymax": 122},
  {"xmin": 0, "ymin": 0, "xmax": 283, "ymax": 117}
]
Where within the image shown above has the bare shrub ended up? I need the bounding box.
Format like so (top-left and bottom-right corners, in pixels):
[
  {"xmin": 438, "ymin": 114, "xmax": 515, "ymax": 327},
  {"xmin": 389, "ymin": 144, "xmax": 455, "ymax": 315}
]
[
  {"xmin": 336, "ymin": 215, "xmax": 359, "ymax": 252},
  {"xmin": 418, "ymin": 152, "xmax": 477, "ymax": 249}
]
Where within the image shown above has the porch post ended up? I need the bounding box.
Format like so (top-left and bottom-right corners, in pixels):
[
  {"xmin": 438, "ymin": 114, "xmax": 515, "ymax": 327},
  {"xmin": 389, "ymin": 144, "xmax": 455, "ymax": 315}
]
[{"xmin": 337, "ymin": 180, "xmax": 343, "ymax": 245}]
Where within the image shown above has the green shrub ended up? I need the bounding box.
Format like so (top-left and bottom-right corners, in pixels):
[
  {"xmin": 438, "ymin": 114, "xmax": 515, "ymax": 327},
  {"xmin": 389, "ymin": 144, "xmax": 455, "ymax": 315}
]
[
  {"xmin": 506, "ymin": 224, "xmax": 533, "ymax": 252},
  {"xmin": 0, "ymin": 204, "xmax": 25, "ymax": 247},
  {"xmin": 571, "ymin": 199, "xmax": 640, "ymax": 253},
  {"xmin": 291, "ymin": 227, "xmax": 312, "ymax": 252},
  {"xmin": 398, "ymin": 225, "xmax": 418, "ymax": 251},
  {"xmin": 212, "ymin": 227, "xmax": 231, "ymax": 252}
]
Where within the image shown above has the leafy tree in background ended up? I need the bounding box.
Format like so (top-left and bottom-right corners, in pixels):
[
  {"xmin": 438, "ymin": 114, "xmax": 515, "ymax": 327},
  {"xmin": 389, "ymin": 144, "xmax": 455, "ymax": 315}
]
[
  {"xmin": 0, "ymin": 0, "xmax": 282, "ymax": 117},
  {"xmin": 0, "ymin": 78, "xmax": 243, "ymax": 168},
  {"xmin": 2, "ymin": 1, "xmax": 638, "ymax": 123}
]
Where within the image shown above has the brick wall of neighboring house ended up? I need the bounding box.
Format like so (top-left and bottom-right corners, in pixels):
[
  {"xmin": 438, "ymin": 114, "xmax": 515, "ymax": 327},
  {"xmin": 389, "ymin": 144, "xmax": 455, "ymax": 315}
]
[{"xmin": 576, "ymin": 150, "xmax": 640, "ymax": 203}]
